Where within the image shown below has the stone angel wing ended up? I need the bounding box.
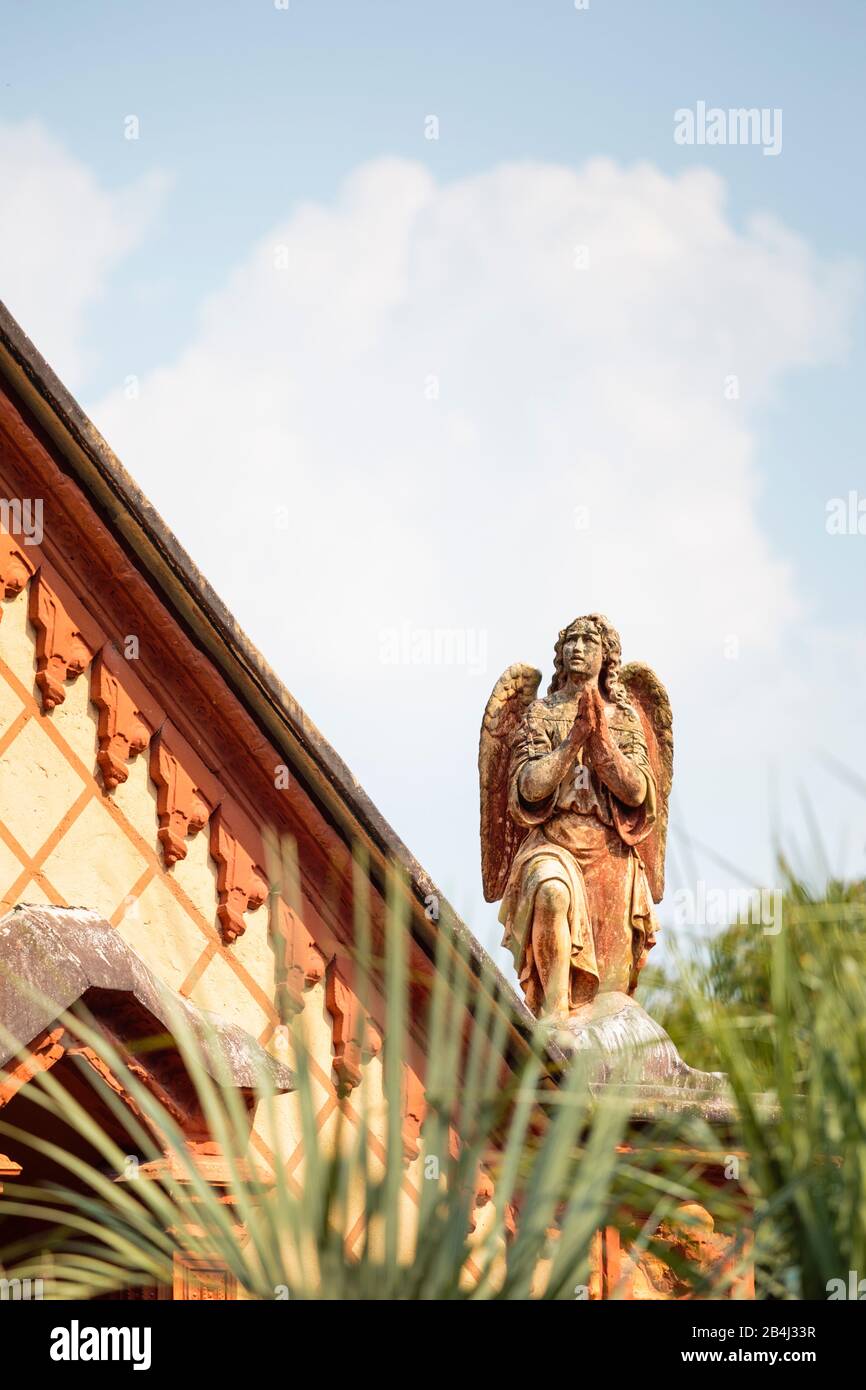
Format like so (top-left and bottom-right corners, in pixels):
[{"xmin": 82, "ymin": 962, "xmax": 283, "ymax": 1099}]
[
  {"xmin": 619, "ymin": 661, "xmax": 673, "ymax": 904},
  {"xmin": 479, "ymin": 662, "xmax": 542, "ymax": 903}
]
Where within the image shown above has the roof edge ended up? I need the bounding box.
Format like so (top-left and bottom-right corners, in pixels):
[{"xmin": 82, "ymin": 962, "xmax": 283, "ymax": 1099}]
[{"xmin": 0, "ymin": 301, "xmax": 541, "ymax": 1060}]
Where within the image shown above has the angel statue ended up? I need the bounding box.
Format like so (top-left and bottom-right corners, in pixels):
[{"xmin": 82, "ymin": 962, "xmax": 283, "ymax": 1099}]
[{"xmin": 480, "ymin": 614, "xmax": 719, "ymax": 1087}]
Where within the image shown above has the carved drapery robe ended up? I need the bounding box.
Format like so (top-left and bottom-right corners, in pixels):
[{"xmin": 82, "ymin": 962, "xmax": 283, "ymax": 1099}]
[{"xmin": 498, "ymin": 696, "xmax": 659, "ymax": 1014}]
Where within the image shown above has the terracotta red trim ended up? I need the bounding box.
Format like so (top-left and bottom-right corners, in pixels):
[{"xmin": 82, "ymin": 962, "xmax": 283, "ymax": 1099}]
[
  {"xmin": 91, "ymin": 644, "xmax": 164, "ymax": 792},
  {"xmin": 0, "ymin": 414, "xmax": 356, "ymax": 956},
  {"xmin": 325, "ymin": 956, "xmax": 382, "ymax": 1094},
  {"xmin": 401, "ymin": 1065, "xmax": 426, "ymax": 1165},
  {"xmin": 0, "ymin": 529, "xmax": 36, "ymax": 607},
  {"xmin": 28, "ymin": 563, "xmax": 104, "ymax": 713},
  {"xmin": 0, "ymin": 310, "xmax": 538, "ymax": 1075},
  {"xmin": 149, "ymin": 722, "xmax": 218, "ymax": 868},
  {"xmin": 209, "ymin": 807, "xmax": 268, "ymax": 945},
  {"xmin": 0, "ymin": 1026, "xmax": 66, "ymax": 1107},
  {"xmin": 270, "ymin": 899, "xmax": 326, "ymax": 1017}
]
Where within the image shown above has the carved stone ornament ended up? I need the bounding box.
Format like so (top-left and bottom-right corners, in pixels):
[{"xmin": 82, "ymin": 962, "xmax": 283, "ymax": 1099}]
[
  {"xmin": 28, "ymin": 565, "xmax": 104, "ymax": 712},
  {"xmin": 325, "ymin": 956, "xmax": 381, "ymax": 1094},
  {"xmin": 91, "ymin": 645, "xmax": 164, "ymax": 791},
  {"xmin": 150, "ymin": 725, "xmax": 217, "ymax": 868},
  {"xmin": 209, "ymin": 806, "xmax": 268, "ymax": 944},
  {"xmin": 0, "ymin": 530, "xmax": 36, "ymax": 611},
  {"xmin": 271, "ymin": 898, "xmax": 326, "ymax": 1016}
]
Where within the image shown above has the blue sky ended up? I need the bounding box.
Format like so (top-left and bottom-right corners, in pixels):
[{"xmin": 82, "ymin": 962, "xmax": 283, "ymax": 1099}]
[
  {"xmin": 5, "ymin": 4, "xmax": 863, "ymax": 357},
  {"xmin": 2, "ymin": 1, "xmax": 864, "ymax": 966},
  {"xmin": 4, "ymin": 1, "xmax": 864, "ymax": 610}
]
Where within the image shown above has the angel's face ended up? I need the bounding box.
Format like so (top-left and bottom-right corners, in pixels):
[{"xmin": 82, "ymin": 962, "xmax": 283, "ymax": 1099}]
[{"xmin": 562, "ymin": 624, "xmax": 604, "ymax": 683}]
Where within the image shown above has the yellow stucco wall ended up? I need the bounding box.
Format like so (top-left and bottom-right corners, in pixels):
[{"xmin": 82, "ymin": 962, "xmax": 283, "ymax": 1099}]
[{"xmin": 0, "ymin": 576, "xmax": 423, "ymax": 1265}]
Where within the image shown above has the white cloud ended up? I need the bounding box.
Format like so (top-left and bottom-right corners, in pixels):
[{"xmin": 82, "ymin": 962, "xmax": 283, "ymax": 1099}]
[
  {"xmin": 5, "ymin": 144, "xmax": 860, "ymax": 963},
  {"xmin": 93, "ymin": 157, "xmax": 854, "ymax": 662},
  {"xmin": 0, "ymin": 120, "xmax": 167, "ymax": 387}
]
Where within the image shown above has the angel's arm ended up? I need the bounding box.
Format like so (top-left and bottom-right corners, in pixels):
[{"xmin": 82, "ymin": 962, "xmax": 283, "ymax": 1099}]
[
  {"xmin": 517, "ymin": 699, "xmax": 594, "ymax": 806},
  {"xmin": 585, "ymin": 693, "xmax": 648, "ymax": 807},
  {"xmin": 590, "ymin": 742, "xmax": 646, "ymax": 807}
]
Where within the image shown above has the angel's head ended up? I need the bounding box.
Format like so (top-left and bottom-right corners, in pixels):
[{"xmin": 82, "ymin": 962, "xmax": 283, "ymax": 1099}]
[{"xmin": 548, "ymin": 613, "xmax": 629, "ymax": 707}]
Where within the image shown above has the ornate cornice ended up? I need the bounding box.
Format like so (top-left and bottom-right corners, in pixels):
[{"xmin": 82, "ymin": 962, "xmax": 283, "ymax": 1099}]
[
  {"xmin": 0, "ymin": 432, "xmax": 392, "ymax": 1087},
  {"xmin": 0, "ymin": 297, "xmax": 542, "ymax": 1104},
  {"xmin": 0, "ymin": 387, "xmax": 352, "ymax": 951}
]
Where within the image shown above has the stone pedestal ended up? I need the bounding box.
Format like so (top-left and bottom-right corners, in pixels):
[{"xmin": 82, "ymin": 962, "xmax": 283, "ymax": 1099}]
[
  {"xmin": 551, "ymin": 989, "xmax": 729, "ymax": 1100},
  {"xmin": 547, "ymin": 992, "xmax": 753, "ymax": 1299}
]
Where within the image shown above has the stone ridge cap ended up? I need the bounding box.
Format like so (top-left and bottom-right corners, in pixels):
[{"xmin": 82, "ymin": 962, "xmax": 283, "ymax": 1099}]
[{"xmin": 0, "ymin": 300, "xmax": 543, "ymax": 1062}]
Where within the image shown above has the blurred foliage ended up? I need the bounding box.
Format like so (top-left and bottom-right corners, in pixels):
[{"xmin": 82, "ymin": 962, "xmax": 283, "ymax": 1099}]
[
  {"xmin": 0, "ymin": 851, "xmax": 706, "ymax": 1301},
  {"xmin": 647, "ymin": 866, "xmax": 866, "ymax": 1298},
  {"xmin": 646, "ymin": 872, "xmax": 866, "ymax": 1089},
  {"xmin": 2, "ymin": 841, "xmax": 865, "ymax": 1301}
]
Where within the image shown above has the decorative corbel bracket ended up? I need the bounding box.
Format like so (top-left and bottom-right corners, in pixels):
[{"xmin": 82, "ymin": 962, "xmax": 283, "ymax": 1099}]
[
  {"xmin": 149, "ymin": 724, "xmax": 219, "ymax": 868},
  {"xmin": 0, "ymin": 530, "xmax": 36, "ymax": 614},
  {"xmin": 271, "ymin": 898, "xmax": 326, "ymax": 1017},
  {"xmin": 401, "ymin": 1065, "xmax": 426, "ymax": 1164},
  {"xmin": 28, "ymin": 566, "xmax": 104, "ymax": 712},
  {"xmin": 469, "ymin": 1167, "xmax": 494, "ymax": 1233},
  {"xmin": 91, "ymin": 645, "xmax": 164, "ymax": 792},
  {"xmin": 325, "ymin": 956, "xmax": 382, "ymax": 1094},
  {"xmin": 209, "ymin": 806, "xmax": 268, "ymax": 944},
  {"xmin": 469, "ymin": 1165, "xmax": 516, "ymax": 1238}
]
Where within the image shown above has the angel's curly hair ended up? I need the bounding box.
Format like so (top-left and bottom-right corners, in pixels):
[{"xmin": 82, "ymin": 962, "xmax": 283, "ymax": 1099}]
[{"xmin": 548, "ymin": 613, "xmax": 631, "ymax": 709}]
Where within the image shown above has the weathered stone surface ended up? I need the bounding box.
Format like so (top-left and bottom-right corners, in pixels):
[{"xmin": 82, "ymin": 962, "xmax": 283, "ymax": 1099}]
[
  {"xmin": 554, "ymin": 990, "xmax": 723, "ymax": 1083},
  {"xmin": 0, "ymin": 904, "xmax": 294, "ymax": 1092},
  {"xmin": 547, "ymin": 989, "xmax": 732, "ymax": 1120},
  {"xmin": 480, "ymin": 613, "xmax": 716, "ymax": 1095}
]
